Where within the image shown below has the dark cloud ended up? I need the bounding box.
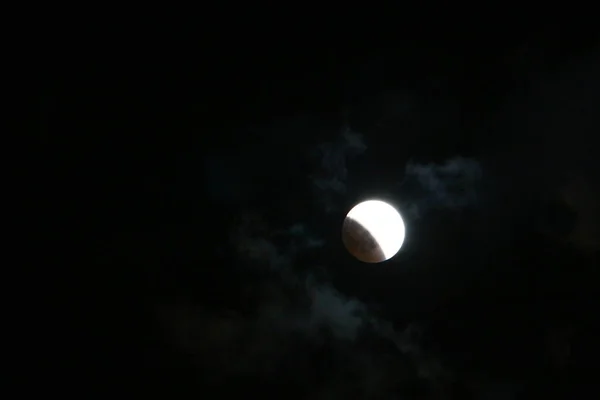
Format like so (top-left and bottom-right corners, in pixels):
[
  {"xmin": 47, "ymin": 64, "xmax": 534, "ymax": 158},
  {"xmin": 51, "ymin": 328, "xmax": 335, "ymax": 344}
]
[
  {"xmin": 159, "ymin": 207, "xmax": 458, "ymax": 397},
  {"xmin": 229, "ymin": 212, "xmax": 371, "ymax": 341},
  {"xmin": 482, "ymin": 48, "xmax": 600, "ymax": 250},
  {"xmin": 401, "ymin": 157, "xmax": 482, "ymax": 219},
  {"xmin": 309, "ymin": 126, "xmax": 367, "ymax": 212},
  {"xmin": 558, "ymin": 176, "xmax": 600, "ymax": 251}
]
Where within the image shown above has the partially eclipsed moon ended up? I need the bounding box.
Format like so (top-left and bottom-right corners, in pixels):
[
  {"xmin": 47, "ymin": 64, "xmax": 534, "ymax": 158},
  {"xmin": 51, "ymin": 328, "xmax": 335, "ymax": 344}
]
[{"xmin": 342, "ymin": 200, "xmax": 405, "ymax": 263}]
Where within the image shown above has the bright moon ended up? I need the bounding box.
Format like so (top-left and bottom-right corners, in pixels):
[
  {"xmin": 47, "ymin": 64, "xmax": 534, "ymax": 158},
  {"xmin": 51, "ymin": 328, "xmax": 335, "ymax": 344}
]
[{"xmin": 342, "ymin": 200, "xmax": 405, "ymax": 263}]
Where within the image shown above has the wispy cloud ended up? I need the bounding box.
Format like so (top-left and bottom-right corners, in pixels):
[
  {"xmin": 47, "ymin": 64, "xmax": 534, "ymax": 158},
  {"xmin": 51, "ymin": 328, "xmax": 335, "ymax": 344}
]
[
  {"xmin": 309, "ymin": 126, "xmax": 367, "ymax": 212},
  {"xmin": 403, "ymin": 156, "xmax": 483, "ymax": 217}
]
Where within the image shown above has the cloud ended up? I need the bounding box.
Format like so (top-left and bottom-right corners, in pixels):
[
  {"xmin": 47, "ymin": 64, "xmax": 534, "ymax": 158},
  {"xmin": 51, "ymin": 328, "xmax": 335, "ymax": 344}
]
[
  {"xmin": 156, "ymin": 207, "xmax": 462, "ymax": 399},
  {"xmin": 230, "ymin": 213, "xmax": 366, "ymax": 341},
  {"xmin": 309, "ymin": 126, "xmax": 367, "ymax": 212},
  {"xmin": 403, "ymin": 156, "xmax": 483, "ymax": 217},
  {"xmin": 228, "ymin": 214, "xmax": 452, "ymax": 378},
  {"xmin": 307, "ymin": 282, "xmax": 365, "ymax": 341},
  {"xmin": 557, "ymin": 176, "xmax": 600, "ymax": 252}
]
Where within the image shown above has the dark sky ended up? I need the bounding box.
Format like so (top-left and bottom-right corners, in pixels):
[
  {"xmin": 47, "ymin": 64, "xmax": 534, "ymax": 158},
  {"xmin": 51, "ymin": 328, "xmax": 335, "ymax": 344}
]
[{"xmin": 46, "ymin": 16, "xmax": 600, "ymax": 398}]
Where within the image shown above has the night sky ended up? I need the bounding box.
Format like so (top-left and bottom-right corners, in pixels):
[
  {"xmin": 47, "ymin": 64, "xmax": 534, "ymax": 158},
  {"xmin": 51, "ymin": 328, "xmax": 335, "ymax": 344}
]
[{"xmin": 46, "ymin": 17, "xmax": 600, "ymax": 398}]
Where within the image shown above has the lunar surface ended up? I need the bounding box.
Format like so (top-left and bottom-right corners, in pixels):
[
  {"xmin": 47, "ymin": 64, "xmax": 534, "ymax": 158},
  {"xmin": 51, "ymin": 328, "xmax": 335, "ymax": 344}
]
[{"xmin": 342, "ymin": 200, "xmax": 405, "ymax": 263}]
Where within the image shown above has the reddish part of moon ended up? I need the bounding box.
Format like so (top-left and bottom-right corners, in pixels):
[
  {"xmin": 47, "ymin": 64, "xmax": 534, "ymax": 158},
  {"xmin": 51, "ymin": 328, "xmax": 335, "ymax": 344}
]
[{"xmin": 342, "ymin": 216, "xmax": 386, "ymax": 263}]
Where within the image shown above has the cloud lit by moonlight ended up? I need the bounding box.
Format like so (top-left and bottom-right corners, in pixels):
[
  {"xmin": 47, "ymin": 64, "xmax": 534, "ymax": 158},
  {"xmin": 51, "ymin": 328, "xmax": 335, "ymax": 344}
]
[{"xmin": 342, "ymin": 200, "xmax": 406, "ymax": 263}]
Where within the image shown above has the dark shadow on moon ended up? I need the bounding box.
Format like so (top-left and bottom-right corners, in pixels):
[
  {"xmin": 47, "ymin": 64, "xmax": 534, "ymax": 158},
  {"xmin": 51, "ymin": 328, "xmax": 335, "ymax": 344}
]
[{"xmin": 342, "ymin": 217, "xmax": 387, "ymax": 263}]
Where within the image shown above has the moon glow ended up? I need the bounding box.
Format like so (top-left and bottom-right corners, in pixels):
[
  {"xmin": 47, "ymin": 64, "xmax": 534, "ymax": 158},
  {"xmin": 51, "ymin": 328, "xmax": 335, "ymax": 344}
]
[{"xmin": 342, "ymin": 200, "xmax": 406, "ymax": 263}]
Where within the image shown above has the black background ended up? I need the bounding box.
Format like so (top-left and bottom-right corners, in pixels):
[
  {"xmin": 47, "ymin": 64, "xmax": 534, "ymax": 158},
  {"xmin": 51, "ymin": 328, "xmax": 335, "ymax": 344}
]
[{"xmin": 44, "ymin": 12, "xmax": 600, "ymax": 398}]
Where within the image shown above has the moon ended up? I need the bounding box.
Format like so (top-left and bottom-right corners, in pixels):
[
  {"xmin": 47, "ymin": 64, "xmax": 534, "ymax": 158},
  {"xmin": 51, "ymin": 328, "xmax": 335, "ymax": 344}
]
[{"xmin": 342, "ymin": 200, "xmax": 406, "ymax": 263}]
